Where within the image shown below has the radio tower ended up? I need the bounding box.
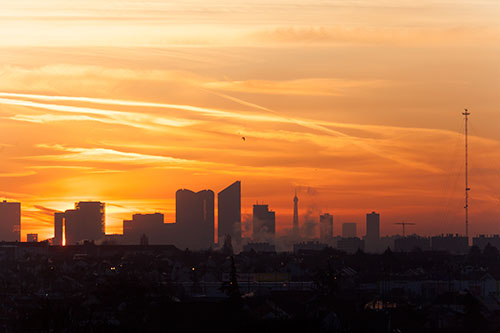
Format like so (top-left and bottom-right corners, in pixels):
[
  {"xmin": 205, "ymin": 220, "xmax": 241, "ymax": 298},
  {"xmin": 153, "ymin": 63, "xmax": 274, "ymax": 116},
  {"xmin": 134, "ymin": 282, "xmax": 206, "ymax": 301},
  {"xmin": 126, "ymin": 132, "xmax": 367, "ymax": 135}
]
[{"xmin": 463, "ymin": 109, "xmax": 470, "ymax": 240}]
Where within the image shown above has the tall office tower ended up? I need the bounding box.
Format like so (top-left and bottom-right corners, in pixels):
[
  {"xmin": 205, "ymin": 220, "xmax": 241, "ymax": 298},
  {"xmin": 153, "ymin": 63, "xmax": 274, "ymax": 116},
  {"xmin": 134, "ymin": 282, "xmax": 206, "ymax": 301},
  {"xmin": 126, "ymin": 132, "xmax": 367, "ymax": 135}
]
[
  {"xmin": 123, "ymin": 213, "xmax": 165, "ymax": 244},
  {"xmin": 0, "ymin": 200, "xmax": 21, "ymax": 242},
  {"xmin": 64, "ymin": 201, "xmax": 105, "ymax": 245},
  {"xmin": 176, "ymin": 189, "xmax": 214, "ymax": 250},
  {"xmin": 53, "ymin": 212, "xmax": 64, "ymax": 245},
  {"xmin": 218, "ymin": 181, "xmax": 241, "ymax": 245},
  {"xmin": 342, "ymin": 222, "xmax": 357, "ymax": 238},
  {"xmin": 293, "ymin": 191, "xmax": 299, "ymax": 236},
  {"xmin": 319, "ymin": 213, "xmax": 333, "ymax": 241},
  {"xmin": 253, "ymin": 204, "xmax": 276, "ymax": 239},
  {"xmin": 365, "ymin": 211, "xmax": 380, "ymax": 252},
  {"xmin": 27, "ymin": 233, "xmax": 38, "ymax": 242}
]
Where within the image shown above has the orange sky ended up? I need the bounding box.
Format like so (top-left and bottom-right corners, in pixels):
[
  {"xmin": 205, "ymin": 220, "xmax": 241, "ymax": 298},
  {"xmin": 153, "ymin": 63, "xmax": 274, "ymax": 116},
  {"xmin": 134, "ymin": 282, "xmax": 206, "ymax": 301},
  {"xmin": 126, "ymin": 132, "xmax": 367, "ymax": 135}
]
[{"xmin": 0, "ymin": 0, "xmax": 500, "ymax": 241}]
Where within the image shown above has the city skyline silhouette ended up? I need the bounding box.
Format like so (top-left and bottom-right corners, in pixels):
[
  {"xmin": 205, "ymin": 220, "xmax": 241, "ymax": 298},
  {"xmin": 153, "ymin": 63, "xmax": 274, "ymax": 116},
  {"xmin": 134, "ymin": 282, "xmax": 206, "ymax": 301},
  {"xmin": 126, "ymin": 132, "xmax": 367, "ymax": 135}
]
[
  {"xmin": 1, "ymin": 2, "xmax": 500, "ymax": 242},
  {"xmin": 1, "ymin": 1, "xmax": 500, "ymax": 331},
  {"xmin": 1, "ymin": 178, "xmax": 498, "ymax": 256}
]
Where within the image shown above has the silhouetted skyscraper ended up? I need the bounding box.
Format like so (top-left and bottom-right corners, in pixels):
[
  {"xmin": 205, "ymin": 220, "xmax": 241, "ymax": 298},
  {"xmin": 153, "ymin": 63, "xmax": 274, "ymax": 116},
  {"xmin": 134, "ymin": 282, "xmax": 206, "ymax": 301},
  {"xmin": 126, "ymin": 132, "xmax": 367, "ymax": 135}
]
[
  {"xmin": 293, "ymin": 191, "xmax": 299, "ymax": 236},
  {"xmin": 53, "ymin": 212, "xmax": 64, "ymax": 246},
  {"xmin": 176, "ymin": 189, "xmax": 214, "ymax": 250},
  {"xmin": 365, "ymin": 211, "xmax": 380, "ymax": 252},
  {"xmin": 64, "ymin": 201, "xmax": 105, "ymax": 245},
  {"xmin": 320, "ymin": 213, "xmax": 333, "ymax": 242},
  {"xmin": 218, "ymin": 181, "xmax": 241, "ymax": 245},
  {"xmin": 253, "ymin": 204, "xmax": 275, "ymax": 239},
  {"xmin": 342, "ymin": 223, "xmax": 357, "ymax": 238},
  {"xmin": 0, "ymin": 200, "xmax": 20, "ymax": 242}
]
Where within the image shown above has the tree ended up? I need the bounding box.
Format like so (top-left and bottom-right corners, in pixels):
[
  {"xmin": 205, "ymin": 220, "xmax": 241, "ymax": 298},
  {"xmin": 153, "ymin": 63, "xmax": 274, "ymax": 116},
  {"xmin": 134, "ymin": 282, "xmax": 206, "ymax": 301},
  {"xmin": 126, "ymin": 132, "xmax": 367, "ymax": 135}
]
[
  {"xmin": 220, "ymin": 256, "xmax": 241, "ymax": 304},
  {"xmin": 467, "ymin": 245, "xmax": 481, "ymax": 265},
  {"xmin": 222, "ymin": 235, "xmax": 234, "ymax": 257},
  {"xmin": 483, "ymin": 243, "xmax": 499, "ymax": 264}
]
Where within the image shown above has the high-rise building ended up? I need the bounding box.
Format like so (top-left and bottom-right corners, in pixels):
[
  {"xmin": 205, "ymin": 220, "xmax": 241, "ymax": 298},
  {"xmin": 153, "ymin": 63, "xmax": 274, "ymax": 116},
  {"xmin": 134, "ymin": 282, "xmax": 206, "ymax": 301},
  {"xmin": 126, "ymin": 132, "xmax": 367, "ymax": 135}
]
[
  {"xmin": 342, "ymin": 222, "xmax": 357, "ymax": 238},
  {"xmin": 218, "ymin": 181, "xmax": 241, "ymax": 245},
  {"xmin": 319, "ymin": 213, "xmax": 333, "ymax": 242},
  {"xmin": 64, "ymin": 209, "xmax": 79, "ymax": 245},
  {"xmin": 293, "ymin": 191, "xmax": 299, "ymax": 236},
  {"xmin": 176, "ymin": 189, "xmax": 214, "ymax": 250},
  {"xmin": 27, "ymin": 233, "xmax": 38, "ymax": 242},
  {"xmin": 253, "ymin": 204, "xmax": 275, "ymax": 239},
  {"xmin": 0, "ymin": 200, "xmax": 20, "ymax": 242},
  {"xmin": 53, "ymin": 212, "xmax": 64, "ymax": 245},
  {"xmin": 365, "ymin": 211, "xmax": 380, "ymax": 252},
  {"xmin": 64, "ymin": 201, "xmax": 105, "ymax": 245}
]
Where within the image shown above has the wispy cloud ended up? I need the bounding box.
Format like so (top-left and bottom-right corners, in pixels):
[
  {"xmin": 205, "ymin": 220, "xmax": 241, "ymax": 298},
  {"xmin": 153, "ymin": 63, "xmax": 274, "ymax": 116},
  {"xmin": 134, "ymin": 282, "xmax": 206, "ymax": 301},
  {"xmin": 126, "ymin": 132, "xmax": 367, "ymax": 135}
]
[
  {"xmin": 0, "ymin": 96, "xmax": 199, "ymax": 129},
  {"xmin": 0, "ymin": 92, "xmax": 285, "ymax": 124},
  {"xmin": 34, "ymin": 144, "xmax": 195, "ymax": 165},
  {"xmin": 202, "ymin": 78, "xmax": 387, "ymax": 96},
  {"xmin": 0, "ymin": 171, "xmax": 36, "ymax": 177},
  {"xmin": 1, "ymin": 90, "xmax": 461, "ymax": 174},
  {"xmin": 251, "ymin": 25, "xmax": 500, "ymax": 46}
]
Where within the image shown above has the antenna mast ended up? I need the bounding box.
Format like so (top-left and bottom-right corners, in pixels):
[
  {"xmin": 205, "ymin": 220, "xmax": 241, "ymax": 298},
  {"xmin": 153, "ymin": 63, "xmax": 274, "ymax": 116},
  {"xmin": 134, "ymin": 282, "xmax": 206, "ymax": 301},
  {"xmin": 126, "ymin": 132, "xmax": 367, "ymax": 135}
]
[{"xmin": 463, "ymin": 109, "xmax": 470, "ymax": 239}]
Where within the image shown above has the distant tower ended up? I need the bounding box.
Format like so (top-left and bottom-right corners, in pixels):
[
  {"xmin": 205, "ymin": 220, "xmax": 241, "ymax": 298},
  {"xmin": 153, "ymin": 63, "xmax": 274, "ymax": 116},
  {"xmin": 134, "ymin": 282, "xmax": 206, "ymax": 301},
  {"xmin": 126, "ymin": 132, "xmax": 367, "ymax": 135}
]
[
  {"xmin": 218, "ymin": 181, "xmax": 241, "ymax": 245},
  {"xmin": 53, "ymin": 212, "xmax": 64, "ymax": 246},
  {"xmin": 0, "ymin": 200, "xmax": 21, "ymax": 242},
  {"xmin": 64, "ymin": 201, "xmax": 105, "ymax": 245},
  {"xmin": 293, "ymin": 190, "xmax": 299, "ymax": 236},
  {"xmin": 253, "ymin": 204, "xmax": 276, "ymax": 238},
  {"xmin": 365, "ymin": 212, "xmax": 380, "ymax": 253},
  {"xmin": 176, "ymin": 189, "xmax": 214, "ymax": 250},
  {"xmin": 463, "ymin": 109, "xmax": 470, "ymax": 240}
]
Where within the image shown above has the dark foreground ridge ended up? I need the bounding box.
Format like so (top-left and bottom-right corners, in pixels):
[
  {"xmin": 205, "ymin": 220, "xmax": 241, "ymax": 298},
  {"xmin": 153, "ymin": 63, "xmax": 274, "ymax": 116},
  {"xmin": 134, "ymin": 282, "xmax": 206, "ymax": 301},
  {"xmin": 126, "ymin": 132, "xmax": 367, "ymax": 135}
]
[{"xmin": 0, "ymin": 242, "xmax": 499, "ymax": 332}]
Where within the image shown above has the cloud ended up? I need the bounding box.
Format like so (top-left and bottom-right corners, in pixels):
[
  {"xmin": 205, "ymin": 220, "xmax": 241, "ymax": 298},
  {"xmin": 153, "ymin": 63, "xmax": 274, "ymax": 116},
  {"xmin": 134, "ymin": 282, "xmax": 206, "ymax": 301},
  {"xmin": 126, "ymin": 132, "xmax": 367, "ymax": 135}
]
[
  {"xmin": 0, "ymin": 90, "xmax": 457, "ymax": 174},
  {"xmin": 33, "ymin": 144, "xmax": 195, "ymax": 165},
  {"xmin": 0, "ymin": 91, "xmax": 287, "ymax": 124},
  {"xmin": 301, "ymin": 209, "xmax": 318, "ymax": 239},
  {"xmin": 10, "ymin": 113, "xmax": 128, "ymax": 126},
  {"xmin": 252, "ymin": 25, "xmax": 500, "ymax": 46},
  {"xmin": 0, "ymin": 96, "xmax": 197, "ymax": 129},
  {"xmin": 202, "ymin": 78, "xmax": 386, "ymax": 96},
  {"xmin": 296, "ymin": 186, "xmax": 319, "ymax": 196},
  {"xmin": 33, "ymin": 204, "xmax": 59, "ymax": 215},
  {"xmin": 0, "ymin": 171, "xmax": 36, "ymax": 177}
]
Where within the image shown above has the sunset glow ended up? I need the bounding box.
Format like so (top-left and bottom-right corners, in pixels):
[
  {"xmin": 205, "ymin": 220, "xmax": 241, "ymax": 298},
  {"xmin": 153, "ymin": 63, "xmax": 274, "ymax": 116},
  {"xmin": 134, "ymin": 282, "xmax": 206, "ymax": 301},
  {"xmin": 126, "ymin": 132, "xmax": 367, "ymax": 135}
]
[{"xmin": 1, "ymin": 0, "xmax": 500, "ymax": 241}]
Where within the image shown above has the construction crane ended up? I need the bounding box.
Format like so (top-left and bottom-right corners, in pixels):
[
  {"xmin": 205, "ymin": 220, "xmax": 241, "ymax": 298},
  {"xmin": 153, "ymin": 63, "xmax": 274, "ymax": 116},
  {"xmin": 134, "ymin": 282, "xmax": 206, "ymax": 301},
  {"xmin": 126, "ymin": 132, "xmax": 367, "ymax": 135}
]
[{"xmin": 394, "ymin": 222, "xmax": 416, "ymax": 237}]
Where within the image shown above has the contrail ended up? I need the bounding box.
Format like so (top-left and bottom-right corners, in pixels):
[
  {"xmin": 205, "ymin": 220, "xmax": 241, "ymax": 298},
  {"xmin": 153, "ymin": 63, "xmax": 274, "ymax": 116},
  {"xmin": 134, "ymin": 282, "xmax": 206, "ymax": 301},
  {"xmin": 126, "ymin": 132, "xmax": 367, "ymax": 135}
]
[
  {"xmin": 0, "ymin": 92, "xmax": 288, "ymax": 124},
  {"xmin": 0, "ymin": 92, "xmax": 228, "ymax": 115},
  {"xmin": 203, "ymin": 89, "xmax": 444, "ymax": 174},
  {"xmin": 0, "ymin": 91, "xmax": 443, "ymax": 173},
  {"xmin": 0, "ymin": 97, "xmax": 193, "ymax": 129}
]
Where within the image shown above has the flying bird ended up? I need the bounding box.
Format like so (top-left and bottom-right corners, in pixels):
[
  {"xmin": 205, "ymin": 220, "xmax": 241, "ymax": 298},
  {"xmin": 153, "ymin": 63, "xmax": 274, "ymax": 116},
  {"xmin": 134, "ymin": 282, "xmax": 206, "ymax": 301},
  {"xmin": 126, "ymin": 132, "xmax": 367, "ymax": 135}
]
[{"xmin": 242, "ymin": 136, "xmax": 246, "ymax": 141}]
